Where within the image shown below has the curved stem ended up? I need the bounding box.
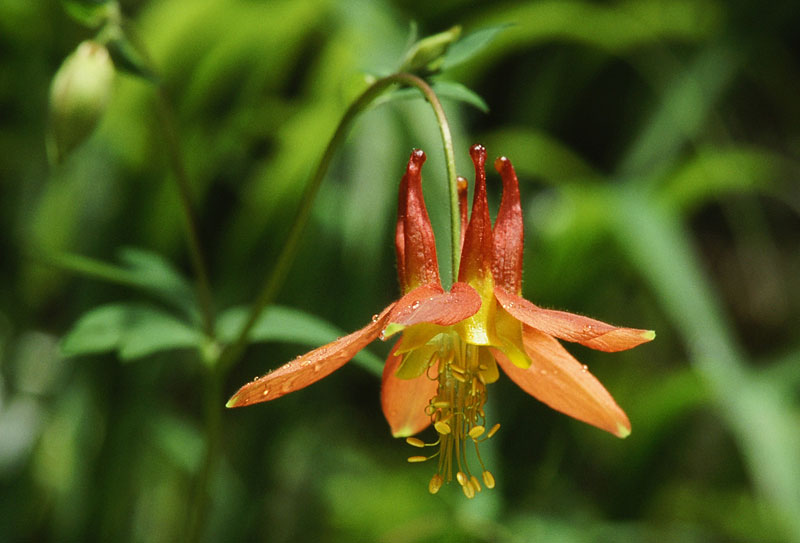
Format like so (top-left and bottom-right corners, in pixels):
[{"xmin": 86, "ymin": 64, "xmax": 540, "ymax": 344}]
[
  {"xmin": 218, "ymin": 72, "xmax": 458, "ymax": 374},
  {"xmin": 155, "ymin": 86, "xmax": 216, "ymax": 337}
]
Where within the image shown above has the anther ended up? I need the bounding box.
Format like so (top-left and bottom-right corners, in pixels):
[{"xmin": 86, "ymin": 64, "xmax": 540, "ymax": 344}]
[
  {"xmin": 482, "ymin": 470, "xmax": 496, "ymax": 489},
  {"xmin": 462, "ymin": 483, "xmax": 476, "ymax": 499},
  {"xmin": 431, "ymin": 400, "xmax": 450, "ymax": 408},
  {"xmin": 470, "ymin": 475, "xmax": 482, "ymax": 493},
  {"xmin": 406, "ymin": 437, "xmax": 425, "ymax": 448},
  {"xmin": 468, "ymin": 425, "xmax": 486, "ymax": 439},
  {"xmin": 434, "ymin": 421, "xmax": 452, "ymax": 435},
  {"xmin": 456, "ymin": 471, "xmax": 468, "ymax": 486},
  {"xmin": 407, "ymin": 456, "xmax": 428, "ymax": 463},
  {"xmin": 428, "ymin": 474, "xmax": 443, "ymax": 494},
  {"xmin": 487, "ymin": 423, "xmax": 501, "ymax": 438}
]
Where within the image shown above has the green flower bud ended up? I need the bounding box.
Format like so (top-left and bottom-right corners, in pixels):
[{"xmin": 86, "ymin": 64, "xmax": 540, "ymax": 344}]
[
  {"xmin": 399, "ymin": 25, "xmax": 461, "ymax": 76},
  {"xmin": 48, "ymin": 40, "xmax": 115, "ymax": 163}
]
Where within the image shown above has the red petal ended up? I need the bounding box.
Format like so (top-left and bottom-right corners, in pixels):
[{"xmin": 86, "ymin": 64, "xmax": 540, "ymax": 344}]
[
  {"xmin": 495, "ymin": 287, "xmax": 656, "ymax": 352},
  {"xmin": 398, "ymin": 149, "xmax": 439, "ymax": 292},
  {"xmin": 388, "ymin": 282, "xmax": 482, "ymax": 329},
  {"xmin": 395, "ymin": 158, "xmax": 408, "ymax": 290},
  {"xmin": 492, "ymin": 156, "xmax": 524, "ymax": 295},
  {"xmin": 457, "ymin": 175, "xmax": 469, "ymax": 250},
  {"xmin": 226, "ymin": 305, "xmax": 394, "ymax": 408},
  {"xmin": 493, "ymin": 326, "xmax": 631, "ymax": 437},
  {"xmin": 381, "ymin": 343, "xmax": 437, "ymax": 437},
  {"xmin": 458, "ymin": 144, "xmax": 493, "ymax": 284}
]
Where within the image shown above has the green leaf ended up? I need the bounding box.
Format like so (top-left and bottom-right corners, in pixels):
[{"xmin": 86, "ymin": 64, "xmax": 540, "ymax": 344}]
[
  {"xmin": 441, "ymin": 23, "xmax": 513, "ymax": 70},
  {"xmin": 431, "ymin": 80, "xmax": 489, "ymax": 113},
  {"xmin": 61, "ymin": 0, "xmax": 117, "ymax": 28},
  {"xmin": 659, "ymin": 147, "xmax": 776, "ymax": 214},
  {"xmin": 116, "ymin": 247, "xmax": 195, "ymax": 314},
  {"xmin": 372, "ymin": 80, "xmax": 489, "ymax": 113},
  {"xmin": 61, "ymin": 303, "xmax": 202, "ymax": 361},
  {"xmin": 105, "ymin": 30, "xmax": 158, "ymax": 82},
  {"xmin": 216, "ymin": 305, "xmax": 384, "ymax": 376}
]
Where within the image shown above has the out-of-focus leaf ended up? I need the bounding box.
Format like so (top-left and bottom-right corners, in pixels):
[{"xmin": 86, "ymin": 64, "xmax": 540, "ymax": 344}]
[
  {"xmin": 659, "ymin": 147, "xmax": 776, "ymax": 214},
  {"xmin": 105, "ymin": 31, "xmax": 158, "ymax": 82},
  {"xmin": 150, "ymin": 414, "xmax": 203, "ymax": 473},
  {"xmin": 116, "ymin": 247, "xmax": 195, "ymax": 315},
  {"xmin": 373, "ymin": 80, "xmax": 488, "ymax": 113},
  {"xmin": 618, "ymin": 44, "xmax": 738, "ymax": 180},
  {"xmin": 432, "ymin": 80, "xmax": 489, "ymax": 112},
  {"xmin": 483, "ymin": 127, "xmax": 599, "ymax": 184},
  {"xmin": 61, "ymin": 0, "xmax": 116, "ymax": 28},
  {"xmin": 61, "ymin": 303, "xmax": 202, "ymax": 361},
  {"xmin": 610, "ymin": 191, "xmax": 800, "ymax": 541},
  {"xmin": 216, "ymin": 305, "xmax": 384, "ymax": 376},
  {"xmin": 441, "ymin": 23, "xmax": 512, "ymax": 70}
]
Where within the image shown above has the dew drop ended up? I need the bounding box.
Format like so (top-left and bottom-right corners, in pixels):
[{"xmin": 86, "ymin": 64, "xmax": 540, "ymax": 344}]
[
  {"xmin": 581, "ymin": 364, "xmax": 588, "ymax": 373},
  {"xmin": 371, "ymin": 314, "xmax": 379, "ymax": 322},
  {"xmin": 539, "ymin": 369, "xmax": 547, "ymax": 376},
  {"xmin": 262, "ymin": 388, "xmax": 270, "ymax": 396}
]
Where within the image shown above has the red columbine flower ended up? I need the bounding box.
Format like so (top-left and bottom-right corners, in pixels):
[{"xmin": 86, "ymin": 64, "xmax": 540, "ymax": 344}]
[{"xmin": 227, "ymin": 144, "xmax": 654, "ymax": 497}]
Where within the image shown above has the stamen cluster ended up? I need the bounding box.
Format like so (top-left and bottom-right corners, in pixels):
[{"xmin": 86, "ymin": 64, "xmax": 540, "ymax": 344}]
[{"xmin": 405, "ymin": 333, "xmax": 498, "ymax": 498}]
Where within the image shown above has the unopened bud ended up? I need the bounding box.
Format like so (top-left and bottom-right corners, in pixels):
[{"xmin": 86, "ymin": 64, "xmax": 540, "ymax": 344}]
[
  {"xmin": 399, "ymin": 25, "xmax": 461, "ymax": 76},
  {"xmin": 48, "ymin": 41, "xmax": 115, "ymax": 162}
]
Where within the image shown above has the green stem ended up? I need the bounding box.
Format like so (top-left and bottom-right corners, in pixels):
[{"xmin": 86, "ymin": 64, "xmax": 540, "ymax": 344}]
[
  {"xmin": 185, "ymin": 365, "xmax": 223, "ymax": 542},
  {"xmin": 155, "ymin": 86, "xmax": 216, "ymax": 337},
  {"xmin": 218, "ymin": 72, "xmax": 458, "ymax": 374}
]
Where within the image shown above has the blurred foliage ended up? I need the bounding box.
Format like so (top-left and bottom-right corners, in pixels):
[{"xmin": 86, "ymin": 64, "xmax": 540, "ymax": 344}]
[{"xmin": 2, "ymin": 0, "xmax": 800, "ymax": 541}]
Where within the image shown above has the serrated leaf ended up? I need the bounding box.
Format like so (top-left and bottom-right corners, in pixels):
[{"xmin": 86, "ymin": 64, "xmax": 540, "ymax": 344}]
[
  {"xmin": 441, "ymin": 23, "xmax": 513, "ymax": 71},
  {"xmin": 431, "ymin": 80, "xmax": 489, "ymax": 112},
  {"xmin": 61, "ymin": 303, "xmax": 202, "ymax": 361},
  {"xmin": 217, "ymin": 305, "xmax": 384, "ymax": 375}
]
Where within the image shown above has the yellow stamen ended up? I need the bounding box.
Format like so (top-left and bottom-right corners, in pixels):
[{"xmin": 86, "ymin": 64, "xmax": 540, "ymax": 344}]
[
  {"xmin": 428, "ymin": 474, "xmax": 443, "ymax": 494},
  {"xmin": 487, "ymin": 423, "xmax": 501, "ymax": 438},
  {"xmin": 469, "ymin": 425, "xmax": 485, "ymax": 439},
  {"xmin": 470, "ymin": 475, "xmax": 482, "ymax": 493},
  {"xmin": 405, "ymin": 437, "xmax": 425, "ymax": 448},
  {"xmin": 434, "ymin": 421, "xmax": 452, "ymax": 435},
  {"xmin": 407, "ymin": 456, "xmax": 428, "ymax": 463},
  {"xmin": 482, "ymin": 470, "xmax": 495, "ymax": 489}
]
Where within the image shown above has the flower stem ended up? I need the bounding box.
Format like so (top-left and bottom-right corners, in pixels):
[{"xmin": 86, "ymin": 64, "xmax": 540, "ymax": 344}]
[
  {"xmin": 155, "ymin": 85, "xmax": 216, "ymax": 337},
  {"xmin": 218, "ymin": 72, "xmax": 459, "ymax": 374}
]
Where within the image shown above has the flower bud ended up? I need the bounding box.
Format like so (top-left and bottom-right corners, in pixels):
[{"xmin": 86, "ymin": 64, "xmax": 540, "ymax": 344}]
[
  {"xmin": 48, "ymin": 40, "xmax": 115, "ymax": 163},
  {"xmin": 399, "ymin": 25, "xmax": 461, "ymax": 76}
]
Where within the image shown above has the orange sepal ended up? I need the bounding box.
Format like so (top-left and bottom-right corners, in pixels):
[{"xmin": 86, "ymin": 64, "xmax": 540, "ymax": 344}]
[
  {"xmin": 388, "ymin": 282, "xmax": 481, "ymax": 330},
  {"xmin": 381, "ymin": 343, "xmax": 437, "ymax": 437},
  {"xmin": 491, "ymin": 156, "xmax": 524, "ymax": 295},
  {"xmin": 492, "ymin": 325, "xmax": 631, "ymax": 438},
  {"xmin": 494, "ymin": 287, "xmax": 655, "ymax": 352},
  {"xmin": 226, "ymin": 304, "xmax": 395, "ymax": 408}
]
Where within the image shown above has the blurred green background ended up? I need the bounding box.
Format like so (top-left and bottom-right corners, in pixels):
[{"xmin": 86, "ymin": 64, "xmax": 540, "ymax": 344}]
[{"xmin": 2, "ymin": 0, "xmax": 800, "ymax": 541}]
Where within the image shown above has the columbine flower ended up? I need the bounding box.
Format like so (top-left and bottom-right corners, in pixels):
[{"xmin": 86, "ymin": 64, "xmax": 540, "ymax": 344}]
[{"xmin": 227, "ymin": 144, "xmax": 654, "ymax": 497}]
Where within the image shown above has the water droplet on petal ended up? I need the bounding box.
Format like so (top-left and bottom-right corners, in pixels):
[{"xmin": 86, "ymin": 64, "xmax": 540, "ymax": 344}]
[
  {"xmin": 371, "ymin": 314, "xmax": 379, "ymax": 322},
  {"xmin": 581, "ymin": 364, "xmax": 588, "ymax": 373}
]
